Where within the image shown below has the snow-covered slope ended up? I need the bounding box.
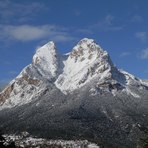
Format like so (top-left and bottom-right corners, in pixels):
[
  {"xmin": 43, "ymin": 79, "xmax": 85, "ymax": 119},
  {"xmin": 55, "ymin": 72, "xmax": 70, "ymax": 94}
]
[
  {"xmin": 0, "ymin": 38, "xmax": 148, "ymax": 147},
  {"xmin": 55, "ymin": 38, "xmax": 146, "ymax": 97},
  {"xmin": 0, "ymin": 38, "xmax": 148, "ymax": 109},
  {"xmin": 55, "ymin": 38, "xmax": 126, "ymax": 93},
  {"xmin": 0, "ymin": 41, "xmax": 62, "ymax": 109},
  {"xmin": 32, "ymin": 41, "xmax": 60, "ymax": 79}
]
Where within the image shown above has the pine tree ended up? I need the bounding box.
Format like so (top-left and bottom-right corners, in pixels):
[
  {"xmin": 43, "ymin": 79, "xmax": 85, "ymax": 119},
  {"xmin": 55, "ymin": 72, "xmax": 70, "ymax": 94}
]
[{"xmin": 140, "ymin": 130, "xmax": 148, "ymax": 148}]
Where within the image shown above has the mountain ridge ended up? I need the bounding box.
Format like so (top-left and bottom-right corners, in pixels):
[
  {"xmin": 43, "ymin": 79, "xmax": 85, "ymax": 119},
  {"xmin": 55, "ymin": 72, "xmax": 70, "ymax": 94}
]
[
  {"xmin": 0, "ymin": 38, "xmax": 148, "ymax": 147},
  {"xmin": 0, "ymin": 38, "xmax": 148, "ymax": 109}
]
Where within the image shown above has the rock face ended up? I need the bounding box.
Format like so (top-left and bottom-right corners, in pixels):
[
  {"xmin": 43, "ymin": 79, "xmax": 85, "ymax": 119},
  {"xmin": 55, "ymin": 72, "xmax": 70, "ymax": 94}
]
[
  {"xmin": 0, "ymin": 38, "xmax": 147, "ymax": 108},
  {"xmin": 0, "ymin": 41, "xmax": 62, "ymax": 108},
  {"xmin": 0, "ymin": 38, "xmax": 148, "ymax": 147},
  {"xmin": 55, "ymin": 38, "xmax": 127, "ymax": 94},
  {"xmin": 32, "ymin": 41, "xmax": 61, "ymax": 79}
]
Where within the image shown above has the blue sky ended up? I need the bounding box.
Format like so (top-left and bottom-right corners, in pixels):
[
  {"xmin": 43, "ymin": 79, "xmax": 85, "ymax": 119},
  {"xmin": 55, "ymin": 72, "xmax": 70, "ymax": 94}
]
[{"xmin": 0, "ymin": 0, "xmax": 148, "ymax": 85}]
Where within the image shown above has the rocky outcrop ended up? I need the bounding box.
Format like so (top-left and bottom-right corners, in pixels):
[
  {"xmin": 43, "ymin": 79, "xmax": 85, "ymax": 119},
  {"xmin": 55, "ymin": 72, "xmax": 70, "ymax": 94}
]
[
  {"xmin": 0, "ymin": 83, "xmax": 14, "ymax": 104},
  {"xmin": 0, "ymin": 38, "xmax": 148, "ymax": 108}
]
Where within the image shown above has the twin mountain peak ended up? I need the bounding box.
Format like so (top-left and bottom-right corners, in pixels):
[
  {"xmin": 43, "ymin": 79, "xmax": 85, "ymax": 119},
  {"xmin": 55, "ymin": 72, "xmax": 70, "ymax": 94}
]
[{"xmin": 0, "ymin": 38, "xmax": 148, "ymax": 109}]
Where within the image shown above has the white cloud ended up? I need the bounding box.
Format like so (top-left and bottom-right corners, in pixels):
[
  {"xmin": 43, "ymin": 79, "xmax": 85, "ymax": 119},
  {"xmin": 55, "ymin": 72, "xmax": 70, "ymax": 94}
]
[
  {"xmin": 144, "ymin": 70, "xmax": 148, "ymax": 74},
  {"xmin": 74, "ymin": 10, "xmax": 81, "ymax": 16},
  {"xmin": 135, "ymin": 32, "xmax": 147, "ymax": 42},
  {"xmin": 0, "ymin": 0, "xmax": 47, "ymax": 23},
  {"xmin": 0, "ymin": 79, "xmax": 10, "ymax": 86},
  {"xmin": 76, "ymin": 29, "xmax": 93, "ymax": 34},
  {"xmin": 131, "ymin": 15, "xmax": 143, "ymax": 23},
  {"xmin": 105, "ymin": 15, "xmax": 114, "ymax": 25},
  {"xmin": 91, "ymin": 15, "xmax": 123, "ymax": 32},
  {"xmin": 120, "ymin": 52, "xmax": 131, "ymax": 57},
  {"xmin": 140, "ymin": 48, "xmax": 148, "ymax": 59},
  {"xmin": 9, "ymin": 71, "xmax": 18, "ymax": 76},
  {"xmin": 0, "ymin": 24, "xmax": 75, "ymax": 42}
]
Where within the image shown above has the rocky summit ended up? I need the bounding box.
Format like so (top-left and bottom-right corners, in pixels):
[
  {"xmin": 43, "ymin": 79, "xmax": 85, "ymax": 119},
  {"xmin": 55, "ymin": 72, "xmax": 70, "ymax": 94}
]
[{"xmin": 0, "ymin": 38, "xmax": 148, "ymax": 147}]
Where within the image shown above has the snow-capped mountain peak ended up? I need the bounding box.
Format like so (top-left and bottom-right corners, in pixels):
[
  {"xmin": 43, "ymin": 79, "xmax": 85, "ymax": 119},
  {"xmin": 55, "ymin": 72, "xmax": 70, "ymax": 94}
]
[
  {"xmin": 0, "ymin": 38, "xmax": 148, "ymax": 109},
  {"xmin": 1, "ymin": 39, "xmax": 148, "ymax": 148},
  {"xmin": 32, "ymin": 41, "xmax": 59, "ymax": 78},
  {"xmin": 55, "ymin": 38, "xmax": 116, "ymax": 93},
  {"xmin": 0, "ymin": 41, "xmax": 62, "ymax": 108},
  {"xmin": 71, "ymin": 38, "xmax": 104, "ymax": 58}
]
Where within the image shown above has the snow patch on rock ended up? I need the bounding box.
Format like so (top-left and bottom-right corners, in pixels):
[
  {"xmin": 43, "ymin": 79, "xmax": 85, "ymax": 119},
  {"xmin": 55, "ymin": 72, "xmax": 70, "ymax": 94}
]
[
  {"xmin": 0, "ymin": 38, "xmax": 148, "ymax": 109},
  {"xmin": 33, "ymin": 41, "xmax": 60, "ymax": 79},
  {"xmin": 55, "ymin": 38, "xmax": 114, "ymax": 93}
]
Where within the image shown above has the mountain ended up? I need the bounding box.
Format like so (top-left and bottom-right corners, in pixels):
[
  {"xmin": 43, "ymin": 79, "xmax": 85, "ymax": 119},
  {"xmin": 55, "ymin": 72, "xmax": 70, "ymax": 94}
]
[
  {"xmin": 0, "ymin": 41, "xmax": 62, "ymax": 108},
  {"xmin": 0, "ymin": 38, "xmax": 148, "ymax": 147}
]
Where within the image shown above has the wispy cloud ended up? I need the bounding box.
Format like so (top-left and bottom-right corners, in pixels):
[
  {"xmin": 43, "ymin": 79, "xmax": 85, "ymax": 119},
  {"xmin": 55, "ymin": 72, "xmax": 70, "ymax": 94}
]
[
  {"xmin": 71, "ymin": 15, "xmax": 124, "ymax": 37},
  {"xmin": 0, "ymin": 24, "xmax": 75, "ymax": 42},
  {"xmin": 120, "ymin": 52, "xmax": 131, "ymax": 57},
  {"xmin": 76, "ymin": 29, "xmax": 93, "ymax": 34},
  {"xmin": 91, "ymin": 15, "xmax": 124, "ymax": 32},
  {"xmin": 144, "ymin": 70, "xmax": 148, "ymax": 74},
  {"xmin": 0, "ymin": 0, "xmax": 47, "ymax": 23},
  {"xmin": 140, "ymin": 48, "xmax": 148, "ymax": 59},
  {"xmin": 9, "ymin": 70, "xmax": 18, "ymax": 76},
  {"xmin": 135, "ymin": 32, "xmax": 147, "ymax": 42},
  {"xmin": 131, "ymin": 15, "xmax": 143, "ymax": 23},
  {"xmin": 0, "ymin": 79, "xmax": 10, "ymax": 86},
  {"xmin": 74, "ymin": 10, "xmax": 81, "ymax": 16}
]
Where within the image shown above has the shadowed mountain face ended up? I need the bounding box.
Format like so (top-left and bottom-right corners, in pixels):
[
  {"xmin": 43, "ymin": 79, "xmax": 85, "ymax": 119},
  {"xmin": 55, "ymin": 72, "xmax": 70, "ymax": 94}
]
[{"xmin": 0, "ymin": 38, "xmax": 148, "ymax": 147}]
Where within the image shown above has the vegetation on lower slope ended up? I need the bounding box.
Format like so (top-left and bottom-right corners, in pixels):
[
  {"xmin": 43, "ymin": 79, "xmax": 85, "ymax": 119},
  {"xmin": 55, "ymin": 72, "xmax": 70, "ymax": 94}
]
[
  {"xmin": 139, "ymin": 125, "xmax": 148, "ymax": 148},
  {"xmin": 0, "ymin": 131, "xmax": 100, "ymax": 148}
]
